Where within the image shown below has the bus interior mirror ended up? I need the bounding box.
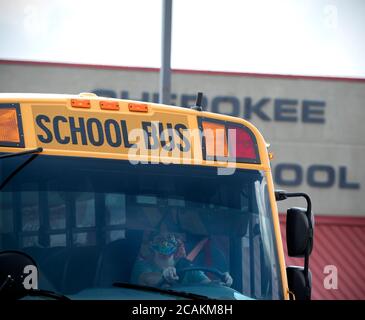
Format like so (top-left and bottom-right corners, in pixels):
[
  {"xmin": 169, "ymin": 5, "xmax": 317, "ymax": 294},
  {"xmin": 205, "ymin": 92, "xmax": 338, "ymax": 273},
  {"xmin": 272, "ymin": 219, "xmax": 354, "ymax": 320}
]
[
  {"xmin": 286, "ymin": 207, "xmax": 313, "ymax": 257},
  {"xmin": 0, "ymin": 251, "xmax": 38, "ymax": 300},
  {"xmin": 286, "ymin": 266, "xmax": 312, "ymax": 300}
]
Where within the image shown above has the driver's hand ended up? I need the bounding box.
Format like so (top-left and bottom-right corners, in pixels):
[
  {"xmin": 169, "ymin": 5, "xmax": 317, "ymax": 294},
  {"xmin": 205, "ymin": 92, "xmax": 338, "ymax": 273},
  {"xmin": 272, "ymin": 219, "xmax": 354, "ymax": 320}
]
[
  {"xmin": 223, "ymin": 272, "xmax": 233, "ymax": 287},
  {"xmin": 162, "ymin": 267, "xmax": 179, "ymax": 283}
]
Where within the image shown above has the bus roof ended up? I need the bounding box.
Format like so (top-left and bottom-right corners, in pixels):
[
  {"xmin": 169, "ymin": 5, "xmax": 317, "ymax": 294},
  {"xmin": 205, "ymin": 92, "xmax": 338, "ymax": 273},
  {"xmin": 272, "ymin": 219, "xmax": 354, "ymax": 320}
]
[{"xmin": 0, "ymin": 92, "xmax": 270, "ymax": 171}]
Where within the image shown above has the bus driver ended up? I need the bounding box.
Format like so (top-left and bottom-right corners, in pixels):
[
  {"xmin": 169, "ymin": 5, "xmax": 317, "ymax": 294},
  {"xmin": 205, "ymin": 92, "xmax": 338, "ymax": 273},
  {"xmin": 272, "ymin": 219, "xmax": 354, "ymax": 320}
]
[{"xmin": 131, "ymin": 232, "xmax": 233, "ymax": 287}]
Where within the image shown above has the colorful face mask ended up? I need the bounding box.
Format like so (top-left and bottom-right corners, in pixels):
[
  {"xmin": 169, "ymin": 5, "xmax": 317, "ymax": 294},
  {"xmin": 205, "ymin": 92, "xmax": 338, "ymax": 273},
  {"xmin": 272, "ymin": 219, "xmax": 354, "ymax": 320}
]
[{"xmin": 151, "ymin": 233, "xmax": 178, "ymax": 256}]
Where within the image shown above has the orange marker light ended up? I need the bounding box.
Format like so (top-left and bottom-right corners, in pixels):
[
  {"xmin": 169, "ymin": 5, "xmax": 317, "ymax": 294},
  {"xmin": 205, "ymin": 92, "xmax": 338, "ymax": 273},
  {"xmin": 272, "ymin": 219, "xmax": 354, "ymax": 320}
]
[
  {"xmin": 0, "ymin": 108, "xmax": 21, "ymax": 143},
  {"xmin": 128, "ymin": 103, "xmax": 148, "ymax": 113},
  {"xmin": 71, "ymin": 99, "xmax": 91, "ymax": 108},
  {"xmin": 100, "ymin": 101, "xmax": 119, "ymax": 111},
  {"xmin": 202, "ymin": 121, "xmax": 228, "ymax": 158}
]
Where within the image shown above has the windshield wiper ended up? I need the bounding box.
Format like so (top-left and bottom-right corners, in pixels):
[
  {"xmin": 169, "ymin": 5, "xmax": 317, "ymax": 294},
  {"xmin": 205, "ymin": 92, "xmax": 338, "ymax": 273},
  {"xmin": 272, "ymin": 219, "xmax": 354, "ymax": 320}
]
[
  {"xmin": 0, "ymin": 147, "xmax": 43, "ymax": 191},
  {"xmin": 0, "ymin": 276, "xmax": 69, "ymax": 301},
  {"xmin": 113, "ymin": 282, "xmax": 214, "ymax": 300},
  {"xmin": 24, "ymin": 288, "xmax": 70, "ymax": 301},
  {"xmin": 0, "ymin": 147, "xmax": 43, "ymax": 160}
]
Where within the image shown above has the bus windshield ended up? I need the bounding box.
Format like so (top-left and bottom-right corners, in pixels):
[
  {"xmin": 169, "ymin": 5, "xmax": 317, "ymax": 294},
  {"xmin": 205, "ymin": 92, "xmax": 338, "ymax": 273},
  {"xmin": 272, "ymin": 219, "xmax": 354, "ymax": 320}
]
[{"xmin": 0, "ymin": 154, "xmax": 283, "ymax": 300}]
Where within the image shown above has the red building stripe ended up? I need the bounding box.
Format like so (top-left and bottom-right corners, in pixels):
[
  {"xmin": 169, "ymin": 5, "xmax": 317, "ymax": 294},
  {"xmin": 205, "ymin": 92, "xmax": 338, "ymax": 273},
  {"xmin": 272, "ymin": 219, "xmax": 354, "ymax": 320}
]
[{"xmin": 280, "ymin": 215, "xmax": 365, "ymax": 300}]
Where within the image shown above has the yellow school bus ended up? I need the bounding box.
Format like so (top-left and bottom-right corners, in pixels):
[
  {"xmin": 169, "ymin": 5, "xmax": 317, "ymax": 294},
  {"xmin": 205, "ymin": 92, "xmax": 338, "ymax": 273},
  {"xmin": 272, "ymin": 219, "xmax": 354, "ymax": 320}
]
[{"xmin": 0, "ymin": 92, "xmax": 313, "ymax": 300}]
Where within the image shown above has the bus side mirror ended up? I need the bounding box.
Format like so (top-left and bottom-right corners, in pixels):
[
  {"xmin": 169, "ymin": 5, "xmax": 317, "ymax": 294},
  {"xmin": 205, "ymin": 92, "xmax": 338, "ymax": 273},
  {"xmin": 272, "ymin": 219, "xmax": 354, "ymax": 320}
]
[
  {"xmin": 275, "ymin": 190, "xmax": 314, "ymax": 300},
  {"xmin": 286, "ymin": 207, "xmax": 313, "ymax": 257},
  {"xmin": 286, "ymin": 266, "xmax": 312, "ymax": 300}
]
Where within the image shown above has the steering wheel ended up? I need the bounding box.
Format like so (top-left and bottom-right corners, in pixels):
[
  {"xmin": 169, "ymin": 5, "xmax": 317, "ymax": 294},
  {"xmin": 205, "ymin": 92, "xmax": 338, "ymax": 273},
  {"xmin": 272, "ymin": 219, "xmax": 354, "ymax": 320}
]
[
  {"xmin": 157, "ymin": 258, "xmax": 226, "ymax": 287},
  {"xmin": 177, "ymin": 266, "xmax": 226, "ymax": 283}
]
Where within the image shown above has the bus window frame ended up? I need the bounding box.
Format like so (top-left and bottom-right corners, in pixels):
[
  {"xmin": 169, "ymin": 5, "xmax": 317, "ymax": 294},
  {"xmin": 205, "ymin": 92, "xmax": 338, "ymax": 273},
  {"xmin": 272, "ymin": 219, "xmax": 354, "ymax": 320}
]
[{"xmin": 6, "ymin": 184, "xmax": 128, "ymax": 248}]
